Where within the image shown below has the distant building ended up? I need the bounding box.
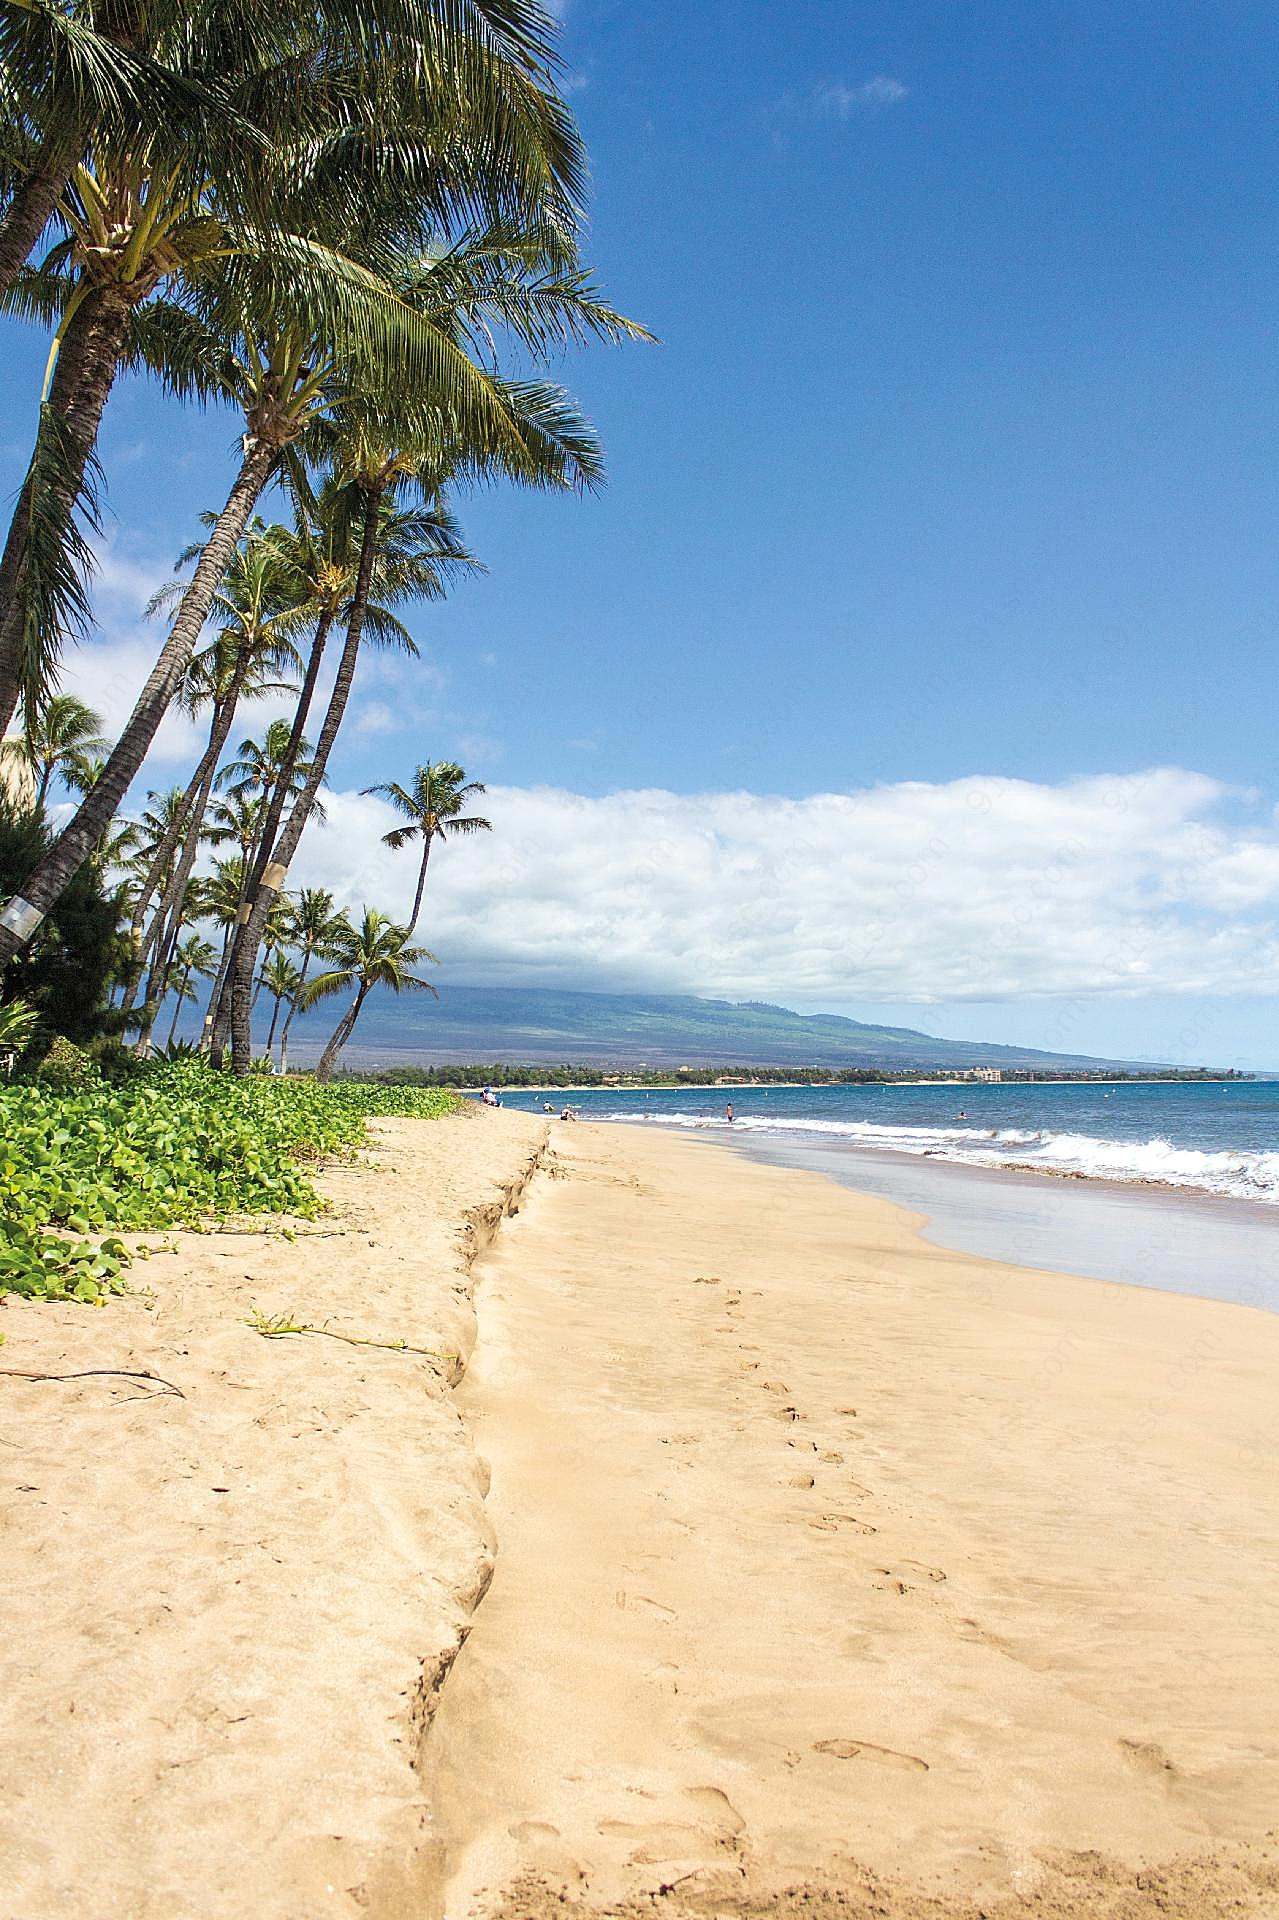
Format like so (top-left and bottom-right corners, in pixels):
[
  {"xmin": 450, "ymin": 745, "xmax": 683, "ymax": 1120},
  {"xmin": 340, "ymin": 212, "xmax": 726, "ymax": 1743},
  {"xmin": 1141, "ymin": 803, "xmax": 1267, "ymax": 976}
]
[{"xmin": 973, "ymin": 1066, "xmax": 1003, "ymax": 1082}]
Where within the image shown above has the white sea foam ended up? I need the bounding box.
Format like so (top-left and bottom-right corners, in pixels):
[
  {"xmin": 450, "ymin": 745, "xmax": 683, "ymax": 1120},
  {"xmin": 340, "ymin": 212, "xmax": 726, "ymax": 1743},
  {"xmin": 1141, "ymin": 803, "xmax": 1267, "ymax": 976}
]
[{"xmin": 598, "ymin": 1111, "xmax": 1279, "ymax": 1203}]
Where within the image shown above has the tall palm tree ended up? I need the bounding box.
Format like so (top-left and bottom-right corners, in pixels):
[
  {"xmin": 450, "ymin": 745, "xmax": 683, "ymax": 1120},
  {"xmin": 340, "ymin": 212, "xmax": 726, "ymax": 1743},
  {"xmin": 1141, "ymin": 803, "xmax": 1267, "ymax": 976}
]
[
  {"xmin": 222, "ymin": 240, "xmax": 650, "ymax": 1074},
  {"xmin": 191, "ymin": 853, "xmax": 244, "ymax": 1045},
  {"xmin": 162, "ymin": 929, "xmax": 215, "ymax": 1046},
  {"xmin": 0, "ymin": 0, "xmax": 588, "ymax": 731},
  {"xmin": 123, "ymin": 519, "xmax": 301, "ymax": 1002},
  {"xmin": 299, "ymin": 907, "xmax": 436, "ymax": 1080},
  {"xmin": 0, "ymin": 242, "xmax": 583, "ymax": 970},
  {"xmin": 364, "ymin": 760, "xmax": 490, "ymax": 934},
  {"xmin": 257, "ymin": 947, "xmax": 300, "ymax": 1062},
  {"xmin": 21, "ymin": 691, "xmax": 108, "ymax": 805},
  {"xmin": 276, "ymin": 884, "xmax": 345, "ymax": 1076}
]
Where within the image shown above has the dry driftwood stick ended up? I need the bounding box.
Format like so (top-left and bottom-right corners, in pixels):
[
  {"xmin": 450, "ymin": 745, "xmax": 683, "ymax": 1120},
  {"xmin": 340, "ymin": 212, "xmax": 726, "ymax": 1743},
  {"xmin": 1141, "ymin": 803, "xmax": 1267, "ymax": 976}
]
[{"xmin": 0, "ymin": 1367, "xmax": 185, "ymax": 1397}]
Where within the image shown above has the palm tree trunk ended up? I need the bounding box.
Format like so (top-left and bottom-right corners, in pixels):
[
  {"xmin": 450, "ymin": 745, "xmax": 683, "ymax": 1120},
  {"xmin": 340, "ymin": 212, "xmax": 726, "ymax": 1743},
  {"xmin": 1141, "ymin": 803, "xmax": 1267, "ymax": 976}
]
[
  {"xmin": 0, "ymin": 157, "xmax": 73, "ymax": 303},
  {"xmin": 165, "ymin": 964, "xmax": 192, "ymax": 1047},
  {"xmin": 265, "ymin": 990, "xmax": 284, "ymax": 1059},
  {"xmin": 0, "ymin": 434, "xmax": 279, "ymax": 968},
  {"xmin": 316, "ymin": 986, "xmax": 366, "ymax": 1082},
  {"xmin": 278, "ymin": 948, "xmax": 312, "ymax": 1077},
  {"xmin": 236, "ymin": 603, "xmax": 335, "ymax": 915},
  {"xmin": 200, "ymin": 925, "xmax": 234, "ymax": 1049},
  {"xmin": 227, "ymin": 491, "xmax": 383, "ymax": 1074},
  {"xmin": 120, "ymin": 694, "xmax": 235, "ymax": 1012},
  {"xmin": 128, "ymin": 661, "xmax": 248, "ymax": 1028},
  {"xmin": 408, "ymin": 835, "xmax": 433, "ymax": 933},
  {"xmin": 0, "ymin": 285, "xmax": 136, "ymax": 735}
]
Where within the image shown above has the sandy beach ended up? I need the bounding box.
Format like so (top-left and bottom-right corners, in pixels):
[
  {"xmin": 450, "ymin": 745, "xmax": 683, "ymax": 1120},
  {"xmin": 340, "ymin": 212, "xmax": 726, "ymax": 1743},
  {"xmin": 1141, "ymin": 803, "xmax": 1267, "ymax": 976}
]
[
  {"xmin": 0, "ymin": 1103, "xmax": 549, "ymax": 1920},
  {"xmin": 427, "ymin": 1119, "xmax": 1279, "ymax": 1919},
  {"xmin": 3, "ymin": 1108, "xmax": 1278, "ymax": 1918}
]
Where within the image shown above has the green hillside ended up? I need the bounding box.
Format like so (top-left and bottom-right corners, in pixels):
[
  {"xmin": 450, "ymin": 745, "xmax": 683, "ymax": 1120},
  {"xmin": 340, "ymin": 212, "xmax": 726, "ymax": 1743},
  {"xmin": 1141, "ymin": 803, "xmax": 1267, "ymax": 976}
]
[{"xmin": 282, "ymin": 985, "xmax": 1158, "ymax": 1071}]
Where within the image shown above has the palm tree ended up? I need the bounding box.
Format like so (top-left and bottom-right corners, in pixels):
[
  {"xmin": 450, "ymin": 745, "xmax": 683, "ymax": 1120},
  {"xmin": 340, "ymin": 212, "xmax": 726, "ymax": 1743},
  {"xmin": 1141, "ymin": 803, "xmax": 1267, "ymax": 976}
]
[
  {"xmin": 192, "ymin": 854, "xmax": 246, "ymax": 1047},
  {"xmin": 222, "ymin": 241, "xmax": 649, "ymax": 1074},
  {"xmin": 218, "ymin": 718, "xmax": 323, "ymax": 826},
  {"xmin": 22, "ymin": 692, "xmax": 108, "ymax": 806},
  {"xmin": 0, "ymin": 244, "xmax": 585, "ymax": 972},
  {"xmin": 364, "ymin": 760, "xmax": 491, "ymax": 934},
  {"xmin": 276, "ymin": 885, "xmax": 345, "ymax": 1076},
  {"xmin": 258, "ymin": 948, "xmax": 301, "ymax": 1062},
  {"xmin": 300, "ymin": 908, "xmax": 437, "ymax": 1080},
  {"xmin": 0, "ymin": 0, "xmax": 588, "ymax": 732},
  {"xmin": 123, "ymin": 520, "xmax": 302, "ymax": 1010},
  {"xmin": 0, "ymin": 50, "xmax": 643, "ymax": 980},
  {"xmin": 162, "ymin": 931, "xmax": 216, "ymax": 1046}
]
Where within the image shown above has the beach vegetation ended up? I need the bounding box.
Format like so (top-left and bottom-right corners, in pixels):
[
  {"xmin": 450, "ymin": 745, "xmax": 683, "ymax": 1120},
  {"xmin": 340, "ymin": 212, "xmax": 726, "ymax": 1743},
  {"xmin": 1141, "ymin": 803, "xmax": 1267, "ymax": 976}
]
[{"xmin": 0, "ymin": 1058, "xmax": 459, "ymax": 1302}]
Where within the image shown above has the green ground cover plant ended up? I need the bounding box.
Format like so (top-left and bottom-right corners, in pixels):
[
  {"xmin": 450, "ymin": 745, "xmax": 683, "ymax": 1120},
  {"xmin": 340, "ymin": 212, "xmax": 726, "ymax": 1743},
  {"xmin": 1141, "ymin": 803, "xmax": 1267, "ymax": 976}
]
[{"xmin": 0, "ymin": 1061, "xmax": 457, "ymax": 1304}]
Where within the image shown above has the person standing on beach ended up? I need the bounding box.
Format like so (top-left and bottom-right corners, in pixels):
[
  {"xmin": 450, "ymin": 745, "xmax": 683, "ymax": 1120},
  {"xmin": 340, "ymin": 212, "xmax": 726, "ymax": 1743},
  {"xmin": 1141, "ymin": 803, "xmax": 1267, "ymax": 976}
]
[{"xmin": 726, "ymin": 1102, "xmax": 734, "ymax": 1123}]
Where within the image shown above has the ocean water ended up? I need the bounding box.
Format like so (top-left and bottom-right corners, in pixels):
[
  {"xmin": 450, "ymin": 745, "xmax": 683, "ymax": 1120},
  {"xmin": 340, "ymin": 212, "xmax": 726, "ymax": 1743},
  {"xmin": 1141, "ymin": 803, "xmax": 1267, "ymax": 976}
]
[
  {"xmin": 497, "ymin": 1079, "xmax": 1279, "ymax": 1205},
  {"xmin": 494, "ymin": 1078, "xmax": 1279, "ymax": 1309}
]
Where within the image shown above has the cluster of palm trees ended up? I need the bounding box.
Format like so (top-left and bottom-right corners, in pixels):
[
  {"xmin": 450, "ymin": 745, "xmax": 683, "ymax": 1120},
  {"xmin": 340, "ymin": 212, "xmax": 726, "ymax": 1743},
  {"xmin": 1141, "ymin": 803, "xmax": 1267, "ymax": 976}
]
[
  {"xmin": 0, "ymin": 0, "xmax": 648, "ymax": 1070},
  {"xmin": 4, "ymin": 659, "xmax": 493, "ymax": 1072}
]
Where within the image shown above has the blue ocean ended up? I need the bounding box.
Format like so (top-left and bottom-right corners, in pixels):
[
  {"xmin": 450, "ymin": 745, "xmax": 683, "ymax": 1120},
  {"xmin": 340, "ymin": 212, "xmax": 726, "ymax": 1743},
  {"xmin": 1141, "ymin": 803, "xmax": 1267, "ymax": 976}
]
[{"xmin": 494, "ymin": 1077, "xmax": 1279, "ymax": 1206}]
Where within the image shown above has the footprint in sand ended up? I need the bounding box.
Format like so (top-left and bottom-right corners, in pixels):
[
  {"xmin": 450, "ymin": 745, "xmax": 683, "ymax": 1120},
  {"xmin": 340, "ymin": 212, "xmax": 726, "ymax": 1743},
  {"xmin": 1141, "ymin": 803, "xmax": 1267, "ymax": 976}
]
[
  {"xmin": 616, "ymin": 1591, "xmax": 676, "ymax": 1618},
  {"xmin": 683, "ymin": 1785, "xmax": 746, "ymax": 1835},
  {"xmin": 596, "ymin": 1819, "xmax": 717, "ymax": 1864},
  {"xmin": 874, "ymin": 1559, "xmax": 945, "ymax": 1588},
  {"xmin": 813, "ymin": 1738, "xmax": 928, "ymax": 1772},
  {"xmin": 1119, "ymin": 1737, "xmax": 1179, "ymax": 1778},
  {"xmin": 808, "ymin": 1512, "xmax": 877, "ymax": 1534}
]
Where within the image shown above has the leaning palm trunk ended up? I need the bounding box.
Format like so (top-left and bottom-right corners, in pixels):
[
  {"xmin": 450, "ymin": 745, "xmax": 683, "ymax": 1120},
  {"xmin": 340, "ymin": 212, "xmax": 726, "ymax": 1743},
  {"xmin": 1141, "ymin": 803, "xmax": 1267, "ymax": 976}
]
[
  {"xmin": 254, "ymin": 604, "xmax": 336, "ymax": 866},
  {"xmin": 316, "ymin": 985, "xmax": 367, "ymax": 1081},
  {"xmin": 165, "ymin": 962, "xmax": 194, "ymax": 1047},
  {"xmin": 0, "ymin": 434, "xmax": 278, "ymax": 967},
  {"xmin": 205, "ymin": 607, "xmax": 335, "ymax": 1054},
  {"xmin": 264, "ymin": 987, "xmax": 286, "ymax": 1060},
  {"xmin": 0, "ymin": 158, "xmax": 74, "ymax": 303},
  {"xmin": 0, "ymin": 285, "xmax": 137, "ymax": 734},
  {"xmin": 277, "ymin": 949, "xmax": 315, "ymax": 1077},
  {"xmin": 226, "ymin": 491, "xmax": 382, "ymax": 1072},
  {"xmin": 131, "ymin": 656, "xmax": 252, "ymax": 1040},
  {"xmin": 407, "ymin": 837, "xmax": 434, "ymax": 934},
  {"xmin": 199, "ymin": 924, "xmax": 235, "ymax": 1048},
  {"xmin": 120, "ymin": 693, "xmax": 237, "ymax": 1016}
]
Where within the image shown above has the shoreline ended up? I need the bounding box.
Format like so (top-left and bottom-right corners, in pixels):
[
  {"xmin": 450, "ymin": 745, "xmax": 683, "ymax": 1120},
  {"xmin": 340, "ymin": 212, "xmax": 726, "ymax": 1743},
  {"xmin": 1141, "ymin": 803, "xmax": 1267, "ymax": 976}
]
[
  {"xmin": 427, "ymin": 1117, "xmax": 1279, "ymax": 1918},
  {"xmin": 534, "ymin": 1106, "xmax": 1279, "ymax": 1225},
  {"xmin": 704, "ymin": 1125, "xmax": 1279, "ymax": 1314}
]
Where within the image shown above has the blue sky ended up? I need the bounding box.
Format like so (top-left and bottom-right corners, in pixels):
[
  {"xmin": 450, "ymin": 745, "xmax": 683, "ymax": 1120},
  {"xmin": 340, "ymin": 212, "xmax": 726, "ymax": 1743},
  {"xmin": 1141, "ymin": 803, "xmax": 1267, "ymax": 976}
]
[{"xmin": 5, "ymin": 1, "xmax": 1279, "ymax": 1066}]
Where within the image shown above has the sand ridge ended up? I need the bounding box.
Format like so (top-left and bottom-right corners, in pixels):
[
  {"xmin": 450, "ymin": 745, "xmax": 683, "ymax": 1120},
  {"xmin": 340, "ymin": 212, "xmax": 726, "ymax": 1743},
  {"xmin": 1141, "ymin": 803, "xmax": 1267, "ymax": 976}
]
[
  {"xmin": 425, "ymin": 1122, "xmax": 1279, "ymax": 1919},
  {"xmin": 0, "ymin": 1103, "xmax": 548, "ymax": 1920}
]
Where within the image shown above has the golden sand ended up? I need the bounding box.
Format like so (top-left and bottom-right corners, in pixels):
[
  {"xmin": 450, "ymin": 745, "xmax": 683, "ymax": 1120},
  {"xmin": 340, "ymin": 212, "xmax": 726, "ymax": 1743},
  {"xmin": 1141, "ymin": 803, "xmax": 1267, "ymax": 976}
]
[
  {"xmin": 2, "ymin": 1108, "xmax": 1277, "ymax": 1918},
  {"xmin": 426, "ymin": 1121, "xmax": 1279, "ymax": 1919}
]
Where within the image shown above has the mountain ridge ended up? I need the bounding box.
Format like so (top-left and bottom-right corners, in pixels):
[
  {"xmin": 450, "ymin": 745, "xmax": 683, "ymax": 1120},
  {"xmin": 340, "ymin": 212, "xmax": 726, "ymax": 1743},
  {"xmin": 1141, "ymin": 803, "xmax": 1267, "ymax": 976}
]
[{"xmin": 280, "ymin": 984, "xmax": 1171, "ymax": 1072}]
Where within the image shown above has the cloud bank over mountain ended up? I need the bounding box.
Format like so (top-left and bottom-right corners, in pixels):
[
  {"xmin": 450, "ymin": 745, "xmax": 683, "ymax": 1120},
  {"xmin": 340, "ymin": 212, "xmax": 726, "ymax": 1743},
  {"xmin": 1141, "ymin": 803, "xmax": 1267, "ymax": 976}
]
[{"xmin": 284, "ymin": 768, "xmax": 1279, "ymax": 1005}]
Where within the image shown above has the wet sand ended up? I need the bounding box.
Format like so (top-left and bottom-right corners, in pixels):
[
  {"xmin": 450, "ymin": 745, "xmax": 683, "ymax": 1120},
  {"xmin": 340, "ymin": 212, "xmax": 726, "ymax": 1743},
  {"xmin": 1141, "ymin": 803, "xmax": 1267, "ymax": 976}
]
[{"xmin": 426, "ymin": 1121, "xmax": 1279, "ymax": 1919}]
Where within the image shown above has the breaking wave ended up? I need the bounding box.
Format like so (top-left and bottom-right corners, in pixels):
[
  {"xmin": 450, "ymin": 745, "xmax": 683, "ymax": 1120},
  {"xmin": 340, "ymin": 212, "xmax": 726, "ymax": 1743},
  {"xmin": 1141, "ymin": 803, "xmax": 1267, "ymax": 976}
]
[{"xmin": 596, "ymin": 1112, "xmax": 1279, "ymax": 1204}]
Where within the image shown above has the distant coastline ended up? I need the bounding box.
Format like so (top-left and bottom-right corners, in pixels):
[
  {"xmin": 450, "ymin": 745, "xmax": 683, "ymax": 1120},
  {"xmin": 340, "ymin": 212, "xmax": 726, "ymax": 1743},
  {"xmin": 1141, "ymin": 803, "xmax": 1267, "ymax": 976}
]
[{"xmin": 330, "ymin": 1062, "xmax": 1251, "ymax": 1092}]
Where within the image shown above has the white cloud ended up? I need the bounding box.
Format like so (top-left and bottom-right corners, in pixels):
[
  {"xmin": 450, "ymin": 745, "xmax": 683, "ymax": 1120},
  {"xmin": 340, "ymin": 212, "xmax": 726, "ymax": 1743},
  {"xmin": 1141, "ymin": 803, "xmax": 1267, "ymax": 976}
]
[
  {"xmin": 815, "ymin": 76, "xmax": 909, "ymax": 117},
  {"xmin": 58, "ymin": 544, "xmax": 206, "ymax": 769},
  {"xmin": 284, "ymin": 768, "xmax": 1279, "ymax": 1004}
]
